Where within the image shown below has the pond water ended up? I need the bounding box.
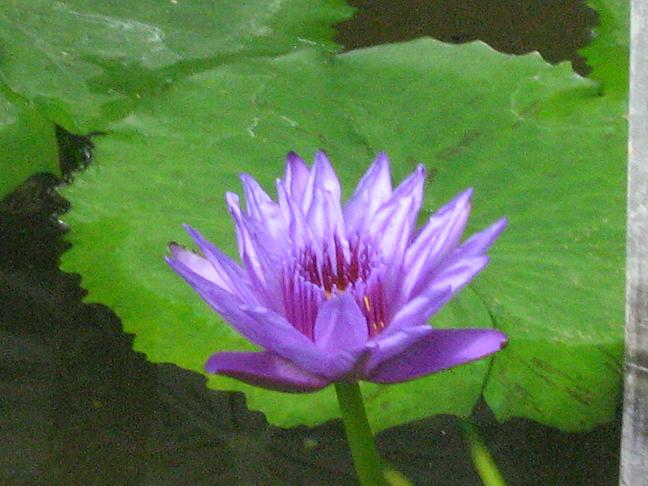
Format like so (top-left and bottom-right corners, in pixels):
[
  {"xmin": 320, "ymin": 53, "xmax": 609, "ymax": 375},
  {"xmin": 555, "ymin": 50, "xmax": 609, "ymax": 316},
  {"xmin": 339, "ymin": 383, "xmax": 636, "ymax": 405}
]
[{"xmin": 0, "ymin": 2, "xmax": 621, "ymax": 484}]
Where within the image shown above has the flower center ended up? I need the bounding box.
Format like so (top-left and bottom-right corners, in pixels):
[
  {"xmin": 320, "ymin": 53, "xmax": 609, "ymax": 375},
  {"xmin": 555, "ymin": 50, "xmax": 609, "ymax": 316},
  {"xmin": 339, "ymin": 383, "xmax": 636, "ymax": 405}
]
[
  {"xmin": 298, "ymin": 235, "xmax": 371, "ymax": 294},
  {"xmin": 282, "ymin": 235, "xmax": 387, "ymax": 339}
]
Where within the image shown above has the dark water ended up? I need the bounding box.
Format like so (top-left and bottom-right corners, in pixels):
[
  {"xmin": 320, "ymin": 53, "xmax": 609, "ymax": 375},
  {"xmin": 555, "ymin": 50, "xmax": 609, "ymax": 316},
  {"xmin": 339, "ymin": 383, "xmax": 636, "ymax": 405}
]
[{"xmin": 0, "ymin": 2, "xmax": 620, "ymax": 484}]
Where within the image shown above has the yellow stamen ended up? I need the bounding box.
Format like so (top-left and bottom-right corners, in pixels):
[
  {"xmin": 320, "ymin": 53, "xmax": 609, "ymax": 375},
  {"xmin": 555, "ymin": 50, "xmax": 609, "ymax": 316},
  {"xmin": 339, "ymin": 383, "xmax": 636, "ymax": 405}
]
[{"xmin": 371, "ymin": 320, "xmax": 385, "ymax": 334}]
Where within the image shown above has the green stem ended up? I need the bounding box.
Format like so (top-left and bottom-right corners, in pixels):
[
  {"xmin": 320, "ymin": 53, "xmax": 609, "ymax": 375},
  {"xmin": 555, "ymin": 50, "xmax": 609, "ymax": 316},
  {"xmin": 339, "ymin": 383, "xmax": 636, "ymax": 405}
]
[
  {"xmin": 461, "ymin": 419, "xmax": 507, "ymax": 486},
  {"xmin": 335, "ymin": 382, "xmax": 385, "ymax": 486}
]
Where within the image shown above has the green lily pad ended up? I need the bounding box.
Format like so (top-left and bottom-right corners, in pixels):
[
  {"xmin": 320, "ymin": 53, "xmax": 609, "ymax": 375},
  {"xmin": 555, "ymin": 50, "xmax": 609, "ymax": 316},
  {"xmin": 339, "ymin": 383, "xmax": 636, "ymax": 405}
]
[
  {"xmin": 0, "ymin": 87, "xmax": 59, "ymax": 199},
  {"xmin": 61, "ymin": 39, "xmax": 625, "ymax": 431},
  {"xmin": 0, "ymin": 0, "xmax": 353, "ymax": 133},
  {"xmin": 581, "ymin": 0, "xmax": 629, "ymax": 94}
]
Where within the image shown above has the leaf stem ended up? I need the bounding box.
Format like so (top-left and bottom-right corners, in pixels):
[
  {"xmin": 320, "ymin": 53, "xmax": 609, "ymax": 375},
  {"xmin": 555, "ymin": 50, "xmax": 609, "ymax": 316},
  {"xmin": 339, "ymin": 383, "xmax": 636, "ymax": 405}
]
[
  {"xmin": 335, "ymin": 382, "xmax": 385, "ymax": 485},
  {"xmin": 461, "ymin": 418, "xmax": 507, "ymax": 486}
]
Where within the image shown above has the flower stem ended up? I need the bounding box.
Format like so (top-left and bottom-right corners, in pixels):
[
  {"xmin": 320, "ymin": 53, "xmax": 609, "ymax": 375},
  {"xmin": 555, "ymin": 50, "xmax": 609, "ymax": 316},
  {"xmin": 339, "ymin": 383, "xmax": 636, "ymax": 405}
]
[
  {"xmin": 335, "ymin": 382, "xmax": 385, "ymax": 485},
  {"xmin": 461, "ymin": 418, "xmax": 507, "ymax": 486}
]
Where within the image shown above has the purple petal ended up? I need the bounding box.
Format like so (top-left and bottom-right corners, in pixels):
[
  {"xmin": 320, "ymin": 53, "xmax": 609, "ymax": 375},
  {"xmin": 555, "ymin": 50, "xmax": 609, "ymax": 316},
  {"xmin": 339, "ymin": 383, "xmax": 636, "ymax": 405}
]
[
  {"xmin": 226, "ymin": 192, "xmax": 252, "ymax": 262},
  {"xmin": 432, "ymin": 256, "xmax": 490, "ymax": 295},
  {"xmin": 205, "ymin": 351, "xmax": 329, "ymax": 393},
  {"xmin": 241, "ymin": 304, "xmax": 343, "ymax": 377},
  {"xmin": 368, "ymin": 328, "xmax": 507, "ymax": 383},
  {"xmin": 240, "ymin": 174, "xmax": 286, "ymax": 238},
  {"xmin": 301, "ymin": 152, "xmax": 340, "ymax": 210},
  {"xmin": 330, "ymin": 345, "xmax": 375, "ymax": 382},
  {"xmin": 385, "ymin": 256, "xmax": 489, "ymax": 335},
  {"xmin": 366, "ymin": 324, "xmax": 434, "ymax": 372},
  {"xmin": 371, "ymin": 197, "xmax": 417, "ymax": 263},
  {"xmin": 314, "ymin": 292, "xmax": 368, "ymax": 354},
  {"xmin": 182, "ymin": 225, "xmax": 257, "ymax": 302},
  {"xmin": 281, "ymin": 272, "xmax": 325, "ymax": 340},
  {"xmin": 393, "ymin": 220, "xmax": 506, "ymax": 313},
  {"xmin": 306, "ymin": 187, "xmax": 345, "ymax": 242},
  {"xmin": 367, "ymin": 166, "xmax": 425, "ymax": 265},
  {"xmin": 304, "ymin": 152, "xmax": 345, "ymax": 240},
  {"xmin": 343, "ymin": 152, "xmax": 392, "ymax": 234},
  {"xmin": 276, "ymin": 180, "xmax": 314, "ymax": 247},
  {"xmin": 168, "ymin": 244, "xmax": 227, "ymax": 288},
  {"xmin": 283, "ymin": 151, "xmax": 310, "ymax": 202},
  {"xmin": 402, "ymin": 189, "xmax": 473, "ymax": 299},
  {"xmin": 226, "ymin": 192, "xmax": 286, "ymax": 307},
  {"xmin": 312, "ymin": 151, "xmax": 342, "ymax": 203},
  {"xmin": 385, "ymin": 287, "xmax": 454, "ymax": 334},
  {"xmin": 165, "ymin": 258, "xmax": 332, "ymax": 376},
  {"xmin": 389, "ymin": 164, "xmax": 426, "ymax": 202},
  {"xmin": 450, "ymin": 218, "xmax": 508, "ymax": 261}
]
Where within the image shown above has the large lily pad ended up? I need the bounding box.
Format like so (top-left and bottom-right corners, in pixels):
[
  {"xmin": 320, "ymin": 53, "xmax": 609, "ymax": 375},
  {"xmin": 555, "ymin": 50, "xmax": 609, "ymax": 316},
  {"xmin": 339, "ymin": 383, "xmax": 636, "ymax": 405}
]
[
  {"xmin": 581, "ymin": 0, "xmax": 629, "ymax": 94},
  {"xmin": 60, "ymin": 39, "xmax": 625, "ymax": 431},
  {"xmin": 0, "ymin": 0, "xmax": 352, "ymax": 133},
  {"xmin": 0, "ymin": 88, "xmax": 58, "ymax": 199}
]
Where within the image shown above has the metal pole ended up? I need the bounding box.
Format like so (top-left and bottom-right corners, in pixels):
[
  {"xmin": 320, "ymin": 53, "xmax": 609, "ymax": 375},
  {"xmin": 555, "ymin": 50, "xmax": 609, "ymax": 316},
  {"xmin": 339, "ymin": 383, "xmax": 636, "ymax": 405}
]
[{"xmin": 622, "ymin": 2, "xmax": 648, "ymax": 484}]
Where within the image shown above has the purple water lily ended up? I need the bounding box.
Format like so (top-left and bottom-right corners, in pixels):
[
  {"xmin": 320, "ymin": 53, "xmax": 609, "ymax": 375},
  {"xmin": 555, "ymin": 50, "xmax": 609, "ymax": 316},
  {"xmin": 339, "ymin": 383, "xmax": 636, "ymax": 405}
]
[{"xmin": 166, "ymin": 152, "xmax": 507, "ymax": 393}]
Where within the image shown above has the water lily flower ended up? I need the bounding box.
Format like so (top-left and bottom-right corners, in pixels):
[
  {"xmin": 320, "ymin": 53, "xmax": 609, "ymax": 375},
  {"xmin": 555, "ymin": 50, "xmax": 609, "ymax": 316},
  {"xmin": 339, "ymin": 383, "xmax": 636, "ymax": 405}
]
[{"xmin": 166, "ymin": 152, "xmax": 507, "ymax": 393}]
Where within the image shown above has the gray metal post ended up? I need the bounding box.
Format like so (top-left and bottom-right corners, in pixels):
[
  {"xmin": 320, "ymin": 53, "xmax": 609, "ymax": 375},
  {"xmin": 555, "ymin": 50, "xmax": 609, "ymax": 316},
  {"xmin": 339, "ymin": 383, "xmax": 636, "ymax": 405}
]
[{"xmin": 622, "ymin": 2, "xmax": 648, "ymax": 485}]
